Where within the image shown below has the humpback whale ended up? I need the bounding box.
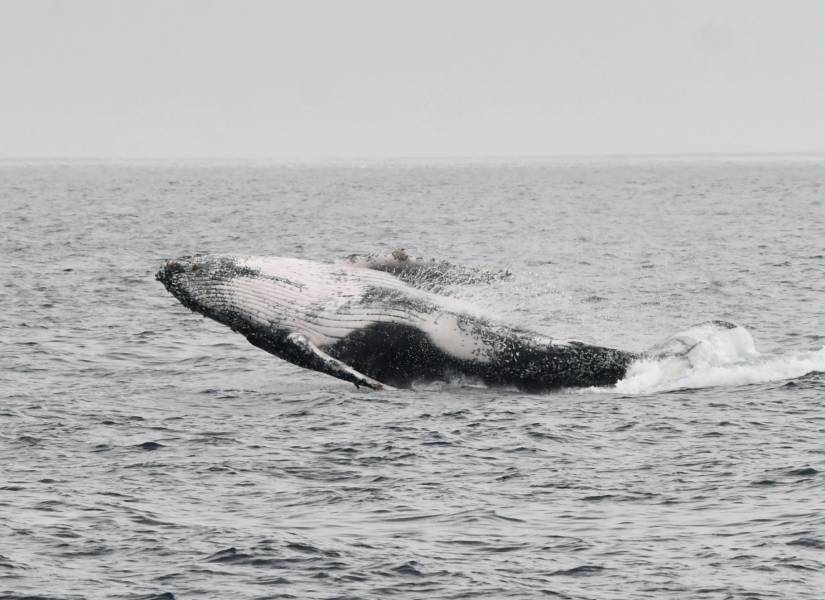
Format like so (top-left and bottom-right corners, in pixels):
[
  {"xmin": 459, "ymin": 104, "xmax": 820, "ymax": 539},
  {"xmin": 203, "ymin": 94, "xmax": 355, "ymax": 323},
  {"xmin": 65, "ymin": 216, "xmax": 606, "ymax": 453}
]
[{"xmin": 156, "ymin": 252, "xmax": 637, "ymax": 391}]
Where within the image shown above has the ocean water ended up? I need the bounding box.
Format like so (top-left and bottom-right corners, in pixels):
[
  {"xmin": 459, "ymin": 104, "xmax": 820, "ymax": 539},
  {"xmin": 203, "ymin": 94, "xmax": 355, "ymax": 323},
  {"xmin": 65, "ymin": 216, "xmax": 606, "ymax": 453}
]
[{"xmin": 1, "ymin": 157, "xmax": 824, "ymax": 599}]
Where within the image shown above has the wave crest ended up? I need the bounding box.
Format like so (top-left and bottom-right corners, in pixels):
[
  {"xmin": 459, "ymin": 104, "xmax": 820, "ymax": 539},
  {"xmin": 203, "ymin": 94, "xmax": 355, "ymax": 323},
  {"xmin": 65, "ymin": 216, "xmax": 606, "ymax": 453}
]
[{"xmin": 614, "ymin": 323, "xmax": 825, "ymax": 394}]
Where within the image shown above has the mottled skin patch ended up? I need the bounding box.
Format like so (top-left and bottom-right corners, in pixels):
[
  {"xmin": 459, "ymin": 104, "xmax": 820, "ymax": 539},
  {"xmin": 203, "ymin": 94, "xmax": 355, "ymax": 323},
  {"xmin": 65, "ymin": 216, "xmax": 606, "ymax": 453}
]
[{"xmin": 359, "ymin": 286, "xmax": 439, "ymax": 315}]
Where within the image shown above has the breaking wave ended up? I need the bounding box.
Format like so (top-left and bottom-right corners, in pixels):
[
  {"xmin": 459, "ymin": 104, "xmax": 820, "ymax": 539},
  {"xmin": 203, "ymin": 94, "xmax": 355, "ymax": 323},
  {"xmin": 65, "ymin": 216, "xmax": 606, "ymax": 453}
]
[{"xmin": 611, "ymin": 323, "xmax": 825, "ymax": 394}]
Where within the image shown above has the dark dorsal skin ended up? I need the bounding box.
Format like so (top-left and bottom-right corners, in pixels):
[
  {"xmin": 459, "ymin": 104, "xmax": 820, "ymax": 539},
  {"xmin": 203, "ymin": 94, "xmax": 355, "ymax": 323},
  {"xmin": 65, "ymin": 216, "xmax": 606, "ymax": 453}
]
[{"xmin": 326, "ymin": 321, "xmax": 637, "ymax": 391}]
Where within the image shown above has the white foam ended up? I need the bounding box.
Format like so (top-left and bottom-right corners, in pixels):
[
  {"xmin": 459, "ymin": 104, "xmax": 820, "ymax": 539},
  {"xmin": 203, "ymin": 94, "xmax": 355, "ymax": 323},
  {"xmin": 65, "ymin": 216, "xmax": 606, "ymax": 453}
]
[{"xmin": 612, "ymin": 324, "xmax": 825, "ymax": 394}]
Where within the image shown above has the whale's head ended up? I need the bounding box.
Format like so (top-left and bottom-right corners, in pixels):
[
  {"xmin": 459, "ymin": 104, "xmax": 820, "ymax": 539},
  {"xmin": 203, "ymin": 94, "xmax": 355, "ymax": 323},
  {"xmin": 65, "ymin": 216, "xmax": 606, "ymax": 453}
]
[
  {"xmin": 157, "ymin": 255, "xmax": 213, "ymax": 312},
  {"xmin": 156, "ymin": 254, "xmax": 263, "ymax": 331}
]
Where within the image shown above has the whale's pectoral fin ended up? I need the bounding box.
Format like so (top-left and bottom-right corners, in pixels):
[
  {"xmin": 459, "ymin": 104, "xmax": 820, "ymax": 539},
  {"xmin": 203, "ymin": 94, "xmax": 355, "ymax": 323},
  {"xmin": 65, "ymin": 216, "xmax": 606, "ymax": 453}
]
[
  {"xmin": 285, "ymin": 333, "xmax": 392, "ymax": 391},
  {"xmin": 342, "ymin": 249, "xmax": 511, "ymax": 289}
]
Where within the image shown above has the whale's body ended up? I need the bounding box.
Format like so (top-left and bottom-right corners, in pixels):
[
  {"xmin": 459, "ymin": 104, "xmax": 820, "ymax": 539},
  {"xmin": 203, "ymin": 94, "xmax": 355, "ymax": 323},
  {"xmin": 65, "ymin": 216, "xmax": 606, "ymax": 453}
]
[{"xmin": 157, "ymin": 254, "xmax": 636, "ymax": 391}]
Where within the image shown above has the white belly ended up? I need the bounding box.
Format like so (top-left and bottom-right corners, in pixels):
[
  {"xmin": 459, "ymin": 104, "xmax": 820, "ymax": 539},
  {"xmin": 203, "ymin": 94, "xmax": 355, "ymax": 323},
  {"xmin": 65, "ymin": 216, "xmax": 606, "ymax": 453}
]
[{"xmin": 218, "ymin": 256, "xmax": 489, "ymax": 361}]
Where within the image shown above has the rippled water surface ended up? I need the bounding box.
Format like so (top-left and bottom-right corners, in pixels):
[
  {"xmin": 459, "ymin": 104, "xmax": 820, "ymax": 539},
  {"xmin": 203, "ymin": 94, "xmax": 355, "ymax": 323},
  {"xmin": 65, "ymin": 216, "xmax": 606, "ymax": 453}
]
[{"xmin": 2, "ymin": 158, "xmax": 824, "ymax": 599}]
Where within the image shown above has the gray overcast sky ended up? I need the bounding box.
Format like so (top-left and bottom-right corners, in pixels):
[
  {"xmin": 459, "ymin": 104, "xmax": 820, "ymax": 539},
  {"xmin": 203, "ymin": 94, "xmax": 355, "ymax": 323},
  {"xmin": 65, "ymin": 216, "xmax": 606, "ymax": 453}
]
[{"xmin": 2, "ymin": 0, "xmax": 824, "ymax": 158}]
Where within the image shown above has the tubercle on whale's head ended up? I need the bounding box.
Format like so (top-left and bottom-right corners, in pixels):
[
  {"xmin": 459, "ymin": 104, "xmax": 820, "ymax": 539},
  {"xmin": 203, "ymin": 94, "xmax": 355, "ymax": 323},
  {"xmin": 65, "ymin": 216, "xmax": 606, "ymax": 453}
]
[
  {"xmin": 156, "ymin": 254, "xmax": 225, "ymax": 314},
  {"xmin": 157, "ymin": 256, "xmax": 195, "ymax": 310}
]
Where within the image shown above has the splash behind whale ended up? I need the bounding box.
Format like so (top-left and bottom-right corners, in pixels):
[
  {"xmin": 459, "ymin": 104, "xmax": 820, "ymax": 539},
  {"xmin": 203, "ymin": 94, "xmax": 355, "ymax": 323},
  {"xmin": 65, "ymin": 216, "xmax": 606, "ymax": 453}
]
[{"xmin": 156, "ymin": 253, "xmax": 637, "ymax": 391}]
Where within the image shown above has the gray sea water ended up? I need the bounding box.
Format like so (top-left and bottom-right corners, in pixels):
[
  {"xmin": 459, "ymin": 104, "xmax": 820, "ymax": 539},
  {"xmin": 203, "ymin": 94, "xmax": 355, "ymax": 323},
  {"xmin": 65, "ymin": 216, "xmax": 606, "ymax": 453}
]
[{"xmin": 1, "ymin": 157, "xmax": 824, "ymax": 599}]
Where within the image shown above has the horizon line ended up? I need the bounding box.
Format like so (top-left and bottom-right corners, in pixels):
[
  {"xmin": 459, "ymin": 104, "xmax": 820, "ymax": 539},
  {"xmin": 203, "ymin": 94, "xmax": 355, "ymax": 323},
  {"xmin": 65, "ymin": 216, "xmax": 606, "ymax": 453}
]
[{"xmin": 2, "ymin": 151, "xmax": 825, "ymax": 163}]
